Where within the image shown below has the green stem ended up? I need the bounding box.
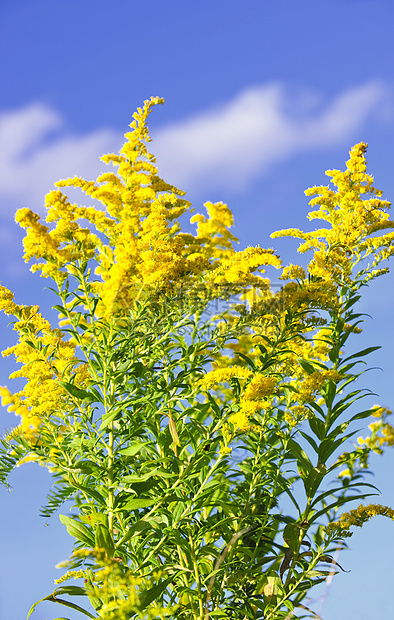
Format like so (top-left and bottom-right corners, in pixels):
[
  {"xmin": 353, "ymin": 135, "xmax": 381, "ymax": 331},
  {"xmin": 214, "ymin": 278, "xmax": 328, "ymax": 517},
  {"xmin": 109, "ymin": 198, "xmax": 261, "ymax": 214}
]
[{"xmin": 189, "ymin": 529, "xmax": 204, "ymax": 620}]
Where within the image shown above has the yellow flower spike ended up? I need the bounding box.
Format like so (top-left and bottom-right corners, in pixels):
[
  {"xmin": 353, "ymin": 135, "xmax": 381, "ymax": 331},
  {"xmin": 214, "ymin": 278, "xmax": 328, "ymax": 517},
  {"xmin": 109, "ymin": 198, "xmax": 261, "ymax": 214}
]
[
  {"xmin": 279, "ymin": 264, "xmax": 306, "ymax": 281},
  {"xmin": 0, "ymin": 386, "xmax": 14, "ymax": 406},
  {"xmin": 271, "ymin": 143, "xmax": 394, "ymax": 286},
  {"xmin": 243, "ymin": 375, "xmax": 277, "ymax": 400},
  {"xmin": 190, "ymin": 201, "xmax": 239, "ymax": 262},
  {"xmin": 238, "ymin": 399, "xmax": 265, "ymax": 416},
  {"xmin": 327, "ymin": 503, "xmax": 394, "ymax": 537},
  {"xmin": 0, "ymin": 287, "xmax": 90, "ymax": 443},
  {"xmin": 198, "ymin": 366, "xmax": 252, "ymax": 390},
  {"xmin": 228, "ymin": 409, "xmax": 251, "ymax": 431}
]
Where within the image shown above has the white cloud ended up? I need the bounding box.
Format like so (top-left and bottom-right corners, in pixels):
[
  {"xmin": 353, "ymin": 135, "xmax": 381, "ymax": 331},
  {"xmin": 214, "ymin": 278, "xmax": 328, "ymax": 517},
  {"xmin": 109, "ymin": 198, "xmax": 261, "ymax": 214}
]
[
  {"xmin": 0, "ymin": 103, "xmax": 120, "ymax": 214},
  {"xmin": 0, "ymin": 80, "xmax": 391, "ymax": 217},
  {"xmin": 151, "ymin": 80, "xmax": 392, "ymax": 192}
]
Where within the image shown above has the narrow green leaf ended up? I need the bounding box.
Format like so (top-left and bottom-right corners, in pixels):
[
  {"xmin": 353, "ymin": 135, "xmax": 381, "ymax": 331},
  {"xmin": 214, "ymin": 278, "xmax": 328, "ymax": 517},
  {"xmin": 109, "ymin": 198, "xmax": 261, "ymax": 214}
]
[
  {"xmin": 26, "ymin": 594, "xmax": 96, "ymax": 619},
  {"xmin": 287, "ymin": 439, "xmax": 313, "ymax": 480},
  {"xmin": 98, "ymin": 408, "xmax": 120, "ymax": 431},
  {"xmin": 59, "ymin": 515, "xmax": 95, "ymax": 546},
  {"xmin": 53, "ymin": 303, "xmax": 69, "ymax": 316},
  {"xmin": 123, "ymin": 498, "xmax": 156, "ymax": 510},
  {"xmin": 53, "ymin": 586, "xmax": 88, "ymax": 597},
  {"xmin": 309, "ymin": 492, "xmax": 377, "ymax": 524},
  {"xmin": 121, "ymin": 471, "xmax": 157, "ymax": 484},
  {"xmin": 81, "ymin": 513, "xmax": 107, "ymax": 527},
  {"xmin": 139, "ymin": 576, "xmax": 174, "ymax": 610},
  {"xmin": 339, "ymin": 346, "xmax": 381, "ymax": 366},
  {"xmin": 119, "ymin": 519, "xmax": 152, "ymax": 543},
  {"xmin": 304, "ymin": 464, "xmax": 327, "ymax": 497},
  {"xmin": 236, "ymin": 352, "xmax": 257, "ymax": 371},
  {"xmin": 168, "ymin": 413, "xmax": 181, "ymax": 446},
  {"xmin": 58, "ymin": 381, "xmax": 96, "ymax": 402},
  {"xmin": 298, "ymin": 431, "xmax": 319, "ymax": 454},
  {"xmin": 95, "ymin": 523, "xmax": 115, "ymax": 558},
  {"xmin": 283, "ymin": 522, "xmax": 303, "ymax": 552},
  {"xmin": 118, "ymin": 442, "xmax": 147, "ymax": 457}
]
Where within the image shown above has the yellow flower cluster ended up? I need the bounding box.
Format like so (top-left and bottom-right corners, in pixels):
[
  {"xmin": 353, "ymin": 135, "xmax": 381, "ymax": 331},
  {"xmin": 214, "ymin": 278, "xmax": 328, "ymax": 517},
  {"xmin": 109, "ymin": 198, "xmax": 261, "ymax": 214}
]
[
  {"xmin": 279, "ymin": 264, "xmax": 306, "ymax": 281},
  {"xmin": 54, "ymin": 569, "xmax": 88, "ymax": 584},
  {"xmin": 297, "ymin": 370, "xmax": 341, "ymax": 404},
  {"xmin": 0, "ymin": 284, "xmax": 88, "ymax": 441},
  {"xmin": 12, "ymin": 96, "xmax": 281, "ymax": 322},
  {"xmin": 327, "ymin": 503, "xmax": 394, "ymax": 537},
  {"xmin": 227, "ymin": 409, "xmax": 252, "ymax": 432},
  {"xmin": 62, "ymin": 548, "xmax": 170, "ymax": 620},
  {"xmin": 16, "ymin": 194, "xmax": 99, "ymax": 282},
  {"xmin": 198, "ymin": 366, "xmax": 252, "ymax": 390},
  {"xmin": 243, "ymin": 374, "xmax": 277, "ymax": 400},
  {"xmin": 284, "ymin": 404, "xmax": 311, "ymax": 427},
  {"xmin": 199, "ymin": 366, "xmax": 278, "ymax": 435},
  {"xmin": 272, "ymin": 142, "xmax": 394, "ymax": 285},
  {"xmin": 282, "ymin": 279, "xmax": 339, "ymax": 313},
  {"xmin": 210, "ymin": 246, "xmax": 281, "ymax": 289},
  {"xmin": 357, "ymin": 407, "xmax": 394, "ymax": 454},
  {"xmin": 190, "ymin": 201, "xmax": 238, "ymax": 262}
]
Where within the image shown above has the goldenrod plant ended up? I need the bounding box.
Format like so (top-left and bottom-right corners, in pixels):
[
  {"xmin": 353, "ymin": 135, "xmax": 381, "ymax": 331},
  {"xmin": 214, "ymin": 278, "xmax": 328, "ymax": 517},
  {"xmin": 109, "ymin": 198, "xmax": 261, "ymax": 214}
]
[{"xmin": 1, "ymin": 97, "xmax": 394, "ymax": 619}]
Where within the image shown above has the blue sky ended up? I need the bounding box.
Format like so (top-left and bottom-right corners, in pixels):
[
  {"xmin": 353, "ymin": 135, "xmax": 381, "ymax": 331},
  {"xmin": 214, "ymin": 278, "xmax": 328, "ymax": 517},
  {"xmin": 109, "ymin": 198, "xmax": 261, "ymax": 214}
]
[{"xmin": 0, "ymin": 1, "xmax": 394, "ymax": 618}]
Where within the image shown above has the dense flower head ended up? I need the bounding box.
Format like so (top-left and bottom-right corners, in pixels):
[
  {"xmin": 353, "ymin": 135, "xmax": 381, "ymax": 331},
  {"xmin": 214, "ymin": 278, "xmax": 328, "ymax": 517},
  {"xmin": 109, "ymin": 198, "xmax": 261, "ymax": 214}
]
[
  {"xmin": 272, "ymin": 142, "xmax": 394, "ymax": 286},
  {"xmin": 13, "ymin": 97, "xmax": 279, "ymax": 320},
  {"xmin": 198, "ymin": 366, "xmax": 252, "ymax": 390},
  {"xmin": 0, "ymin": 284, "xmax": 88, "ymax": 442},
  {"xmin": 357, "ymin": 406, "xmax": 394, "ymax": 454},
  {"xmin": 326, "ymin": 503, "xmax": 394, "ymax": 538}
]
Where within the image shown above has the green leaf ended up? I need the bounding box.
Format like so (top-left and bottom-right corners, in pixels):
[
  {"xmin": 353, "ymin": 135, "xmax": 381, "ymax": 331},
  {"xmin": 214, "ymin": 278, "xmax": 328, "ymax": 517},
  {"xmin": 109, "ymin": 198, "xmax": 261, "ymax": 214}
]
[
  {"xmin": 309, "ymin": 492, "xmax": 377, "ymax": 524},
  {"xmin": 52, "ymin": 303, "xmax": 69, "ymax": 316},
  {"xmin": 339, "ymin": 346, "xmax": 381, "ymax": 366},
  {"xmin": 283, "ymin": 522, "xmax": 303, "ymax": 552},
  {"xmin": 94, "ymin": 523, "xmax": 115, "ymax": 558},
  {"xmin": 81, "ymin": 513, "xmax": 108, "ymax": 527},
  {"xmin": 98, "ymin": 408, "xmax": 120, "ymax": 431},
  {"xmin": 118, "ymin": 441, "xmax": 147, "ymax": 457},
  {"xmin": 236, "ymin": 352, "xmax": 257, "ymax": 371},
  {"xmin": 119, "ymin": 519, "xmax": 152, "ymax": 543},
  {"xmin": 26, "ymin": 594, "xmax": 96, "ymax": 619},
  {"xmin": 287, "ymin": 439, "xmax": 313, "ymax": 480},
  {"xmin": 304, "ymin": 464, "xmax": 327, "ymax": 497},
  {"xmin": 308, "ymin": 414, "xmax": 326, "ymax": 440},
  {"xmin": 168, "ymin": 412, "xmax": 181, "ymax": 447},
  {"xmin": 310, "ymin": 482, "xmax": 378, "ymax": 509},
  {"xmin": 121, "ymin": 471, "xmax": 158, "ymax": 484},
  {"xmin": 123, "ymin": 497, "xmax": 156, "ymax": 510},
  {"xmin": 139, "ymin": 576, "xmax": 174, "ymax": 610},
  {"xmin": 59, "ymin": 514, "xmax": 95, "ymax": 546},
  {"xmin": 298, "ymin": 430, "xmax": 319, "ymax": 454},
  {"xmin": 53, "ymin": 586, "xmax": 88, "ymax": 597},
  {"xmin": 297, "ymin": 358, "xmax": 321, "ymax": 375},
  {"xmin": 318, "ymin": 432, "xmax": 357, "ymax": 463},
  {"xmin": 58, "ymin": 381, "xmax": 96, "ymax": 402}
]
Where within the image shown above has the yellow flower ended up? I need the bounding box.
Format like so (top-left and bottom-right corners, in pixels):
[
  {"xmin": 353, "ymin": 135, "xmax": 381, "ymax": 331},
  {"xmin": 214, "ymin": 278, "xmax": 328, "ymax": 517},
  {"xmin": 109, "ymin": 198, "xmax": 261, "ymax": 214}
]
[
  {"xmin": 198, "ymin": 366, "xmax": 252, "ymax": 390},
  {"xmin": 271, "ymin": 143, "xmax": 394, "ymax": 286},
  {"xmin": 243, "ymin": 375, "xmax": 277, "ymax": 400},
  {"xmin": 327, "ymin": 503, "xmax": 394, "ymax": 537},
  {"xmin": 0, "ymin": 285, "xmax": 91, "ymax": 442}
]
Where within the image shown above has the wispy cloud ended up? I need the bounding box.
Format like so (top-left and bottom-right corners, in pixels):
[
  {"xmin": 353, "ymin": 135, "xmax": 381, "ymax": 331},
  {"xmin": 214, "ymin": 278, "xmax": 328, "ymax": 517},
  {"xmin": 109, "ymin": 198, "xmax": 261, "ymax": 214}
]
[
  {"xmin": 0, "ymin": 80, "xmax": 391, "ymax": 217},
  {"xmin": 0, "ymin": 103, "xmax": 120, "ymax": 213},
  {"xmin": 151, "ymin": 80, "xmax": 392, "ymax": 192}
]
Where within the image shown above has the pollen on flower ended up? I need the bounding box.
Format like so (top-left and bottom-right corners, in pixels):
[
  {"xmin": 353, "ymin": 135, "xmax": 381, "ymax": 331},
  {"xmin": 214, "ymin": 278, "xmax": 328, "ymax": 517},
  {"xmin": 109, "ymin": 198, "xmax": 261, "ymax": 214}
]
[
  {"xmin": 326, "ymin": 503, "xmax": 394, "ymax": 538},
  {"xmin": 198, "ymin": 366, "xmax": 252, "ymax": 390},
  {"xmin": 243, "ymin": 375, "xmax": 277, "ymax": 400},
  {"xmin": 271, "ymin": 142, "xmax": 394, "ymax": 288}
]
